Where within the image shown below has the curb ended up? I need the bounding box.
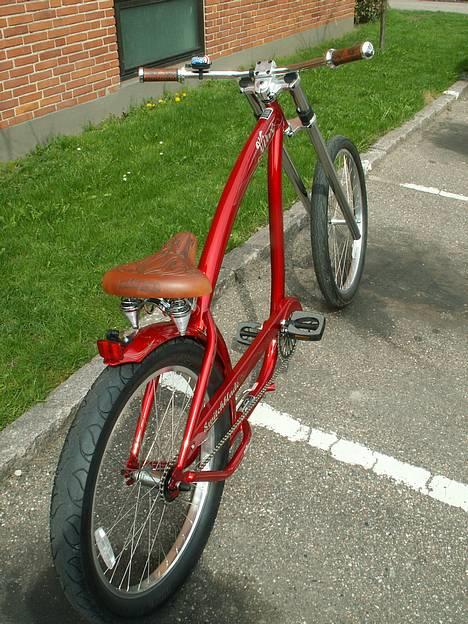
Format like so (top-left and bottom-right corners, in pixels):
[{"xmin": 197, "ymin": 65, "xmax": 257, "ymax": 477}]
[{"xmin": 1, "ymin": 78, "xmax": 467, "ymax": 481}]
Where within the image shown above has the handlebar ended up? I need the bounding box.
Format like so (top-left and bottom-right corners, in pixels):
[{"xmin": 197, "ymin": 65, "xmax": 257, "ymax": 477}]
[{"xmin": 139, "ymin": 41, "xmax": 374, "ymax": 83}]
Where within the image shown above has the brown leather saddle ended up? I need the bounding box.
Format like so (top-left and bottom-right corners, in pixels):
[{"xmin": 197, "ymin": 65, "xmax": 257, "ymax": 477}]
[{"xmin": 102, "ymin": 232, "xmax": 212, "ymax": 299}]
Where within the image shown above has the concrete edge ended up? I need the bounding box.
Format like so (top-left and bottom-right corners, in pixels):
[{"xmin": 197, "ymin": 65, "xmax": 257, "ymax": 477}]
[{"xmin": 0, "ymin": 77, "xmax": 467, "ymax": 480}]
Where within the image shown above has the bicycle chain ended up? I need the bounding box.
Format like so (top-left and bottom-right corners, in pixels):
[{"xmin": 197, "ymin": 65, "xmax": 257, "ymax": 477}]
[
  {"xmin": 196, "ymin": 328, "xmax": 296, "ymax": 471},
  {"xmin": 158, "ymin": 328, "xmax": 296, "ymax": 499}
]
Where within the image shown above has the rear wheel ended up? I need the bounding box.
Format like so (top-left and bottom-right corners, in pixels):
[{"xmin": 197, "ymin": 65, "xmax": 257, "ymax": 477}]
[
  {"xmin": 310, "ymin": 135, "xmax": 368, "ymax": 308},
  {"xmin": 50, "ymin": 338, "xmax": 230, "ymax": 622}
]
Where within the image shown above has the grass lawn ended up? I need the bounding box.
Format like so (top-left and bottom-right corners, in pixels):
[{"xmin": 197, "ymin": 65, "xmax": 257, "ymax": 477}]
[{"xmin": 1, "ymin": 9, "xmax": 467, "ymax": 430}]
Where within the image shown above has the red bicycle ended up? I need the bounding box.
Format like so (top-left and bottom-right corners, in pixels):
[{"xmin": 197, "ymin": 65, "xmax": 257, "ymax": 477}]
[{"xmin": 50, "ymin": 41, "xmax": 374, "ymax": 622}]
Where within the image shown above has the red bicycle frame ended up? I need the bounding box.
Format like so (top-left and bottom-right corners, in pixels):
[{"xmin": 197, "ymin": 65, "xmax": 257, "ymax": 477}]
[{"xmin": 106, "ymin": 99, "xmax": 302, "ymax": 489}]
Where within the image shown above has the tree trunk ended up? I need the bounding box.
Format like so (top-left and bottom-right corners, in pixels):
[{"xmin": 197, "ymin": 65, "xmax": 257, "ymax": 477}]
[{"xmin": 380, "ymin": 0, "xmax": 387, "ymax": 50}]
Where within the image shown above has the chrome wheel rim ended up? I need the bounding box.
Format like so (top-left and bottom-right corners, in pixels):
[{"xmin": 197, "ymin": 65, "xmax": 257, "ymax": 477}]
[
  {"xmin": 327, "ymin": 149, "xmax": 364, "ymax": 293},
  {"xmin": 90, "ymin": 366, "xmax": 214, "ymax": 595}
]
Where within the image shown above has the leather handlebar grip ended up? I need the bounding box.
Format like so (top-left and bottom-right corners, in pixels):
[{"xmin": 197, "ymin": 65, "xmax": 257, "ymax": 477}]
[
  {"xmin": 326, "ymin": 41, "xmax": 374, "ymax": 67},
  {"xmin": 139, "ymin": 67, "xmax": 179, "ymax": 82}
]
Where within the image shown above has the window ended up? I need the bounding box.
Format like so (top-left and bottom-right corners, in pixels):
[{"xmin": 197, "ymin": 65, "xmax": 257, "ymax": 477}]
[{"xmin": 114, "ymin": 0, "xmax": 204, "ymax": 79}]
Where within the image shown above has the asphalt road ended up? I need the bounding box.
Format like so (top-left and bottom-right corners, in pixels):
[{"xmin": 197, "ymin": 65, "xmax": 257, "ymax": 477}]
[
  {"xmin": 389, "ymin": 0, "xmax": 468, "ymax": 14},
  {"xmin": 1, "ymin": 95, "xmax": 467, "ymax": 624}
]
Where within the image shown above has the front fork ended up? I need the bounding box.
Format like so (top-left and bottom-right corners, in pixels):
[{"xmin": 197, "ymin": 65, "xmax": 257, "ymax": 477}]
[
  {"xmin": 245, "ymin": 76, "xmax": 360, "ymax": 240},
  {"xmin": 289, "ymin": 77, "xmax": 361, "ymax": 240}
]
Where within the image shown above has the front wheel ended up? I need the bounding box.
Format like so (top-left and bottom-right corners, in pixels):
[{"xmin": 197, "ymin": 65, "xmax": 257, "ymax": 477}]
[
  {"xmin": 50, "ymin": 338, "xmax": 230, "ymax": 623},
  {"xmin": 310, "ymin": 135, "xmax": 368, "ymax": 308}
]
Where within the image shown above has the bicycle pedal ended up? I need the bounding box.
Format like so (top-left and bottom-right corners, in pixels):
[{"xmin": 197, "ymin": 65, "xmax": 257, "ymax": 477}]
[
  {"xmin": 286, "ymin": 311, "xmax": 325, "ymax": 341},
  {"xmin": 236, "ymin": 322, "xmax": 261, "ymax": 346}
]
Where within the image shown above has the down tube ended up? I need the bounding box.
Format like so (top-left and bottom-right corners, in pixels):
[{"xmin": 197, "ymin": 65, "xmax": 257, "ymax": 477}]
[
  {"xmin": 268, "ymin": 124, "xmax": 285, "ymax": 313},
  {"xmin": 198, "ymin": 103, "xmax": 286, "ymax": 308}
]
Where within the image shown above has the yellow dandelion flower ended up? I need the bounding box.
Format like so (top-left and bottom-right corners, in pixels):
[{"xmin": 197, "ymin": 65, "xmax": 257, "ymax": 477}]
[
  {"xmin": 158, "ymin": 98, "xmax": 165, "ymax": 104},
  {"xmin": 182, "ymin": 92, "xmax": 187, "ymax": 97},
  {"xmin": 175, "ymin": 96, "xmax": 181, "ymax": 103}
]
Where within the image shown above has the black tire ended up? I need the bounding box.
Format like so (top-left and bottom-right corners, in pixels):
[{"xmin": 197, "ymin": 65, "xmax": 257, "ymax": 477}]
[
  {"xmin": 50, "ymin": 338, "xmax": 230, "ymax": 623},
  {"xmin": 310, "ymin": 135, "xmax": 368, "ymax": 308}
]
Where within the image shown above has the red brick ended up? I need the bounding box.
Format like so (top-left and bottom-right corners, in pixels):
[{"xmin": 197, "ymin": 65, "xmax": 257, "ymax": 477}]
[
  {"xmin": 24, "ymin": 31, "xmax": 48, "ymax": 44},
  {"xmin": 16, "ymin": 100, "xmax": 40, "ymax": 115},
  {"xmin": 18, "ymin": 91, "xmax": 40, "ymax": 105},
  {"xmin": 0, "ymin": 59, "xmax": 14, "ymax": 72},
  {"xmin": 55, "ymin": 6, "xmax": 80, "ymax": 18},
  {"xmin": 0, "ymin": 6, "xmax": 26, "ymax": 18},
  {"xmin": 34, "ymin": 59, "xmax": 59, "ymax": 72},
  {"xmin": 33, "ymin": 10, "xmax": 56, "ymax": 22},
  {"xmin": 0, "ymin": 36, "xmax": 23, "ymax": 51},
  {"xmin": 72, "ymin": 83, "xmax": 93, "ymax": 97},
  {"xmin": 39, "ymin": 48, "xmax": 62, "ymax": 61},
  {"xmin": 43, "ymin": 84, "xmax": 63, "ymax": 98},
  {"xmin": 2, "ymin": 108, "xmax": 15, "ymax": 120},
  {"xmin": 74, "ymin": 57, "xmax": 94, "ymax": 71},
  {"xmin": 68, "ymin": 51, "xmax": 89, "ymax": 63},
  {"xmin": 70, "ymin": 66, "xmax": 93, "ymax": 80},
  {"xmin": 11, "ymin": 111, "xmax": 34, "ymax": 125},
  {"xmin": 99, "ymin": 17, "xmax": 114, "ymax": 28},
  {"xmin": 29, "ymin": 19, "xmax": 54, "ymax": 33},
  {"xmin": 79, "ymin": 3, "xmax": 100, "ymax": 13},
  {"xmin": 54, "ymin": 63, "xmax": 74, "ymax": 76},
  {"xmin": 34, "ymin": 103, "xmax": 58, "ymax": 118},
  {"xmin": 9, "ymin": 64, "xmax": 34, "ymax": 79},
  {"xmin": 14, "ymin": 54, "xmax": 40, "ymax": 68},
  {"xmin": 36, "ymin": 76, "xmax": 60, "ymax": 91},
  {"xmin": 7, "ymin": 46, "xmax": 32, "ymax": 58},
  {"xmin": 54, "ymin": 14, "xmax": 86, "ymax": 28},
  {"xmin": 60, "ymin": 43, "xmax": 83, "ymax": 56},
  {"xmin": 76, "ymin": 91, "xmax": 97, "ymax": 105},
  {"xmin": 6, "ymin": 13, "xmax": 30, "ymax": 27},
  {"xmin": 4, "ymin": 76, "xmax": 29, "ymax": 91},
  {"xmin": 32, "ymin": 40, "xmax": 53, "ymax": 53},
  {"xmin": 40, "ymin": 93, "xmax": 62, "ymax": 107},
  {"xmin": 0, "ymin": 97, "xmax": 16, "ymax": 113},
  {"xmin": 27, "ymin": 2, "xmax": 51, "ymax": 11},
  {"xmin": 65, "ymin": 33, "xmax": 87, "ymax": 45}
]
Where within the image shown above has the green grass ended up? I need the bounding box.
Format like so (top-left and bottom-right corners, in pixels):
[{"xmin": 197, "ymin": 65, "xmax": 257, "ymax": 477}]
[{"xmin": 1, "ymin": 9, "xmax": 467, "ymax": 429}]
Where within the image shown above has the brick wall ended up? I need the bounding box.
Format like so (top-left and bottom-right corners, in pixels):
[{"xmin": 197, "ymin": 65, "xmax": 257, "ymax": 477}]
[
  {"xmin": 205, "ymin": 0, "xmax": 355, "ymax": 58},
  {"xmin": 0, "ymin": 0, "xmax": 120, "ymax": 129},
  {"xmin": 1, "ymin": 1, "xmax": 355, "ymax": 132}
]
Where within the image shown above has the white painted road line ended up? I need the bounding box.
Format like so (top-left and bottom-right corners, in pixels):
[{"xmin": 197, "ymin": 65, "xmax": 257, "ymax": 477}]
[
  {"xmin": 400, "ymin": 182, "xmax": 468, "ymax": 203},
  {"xmin": 250, "ymin": 403, "xmax": 468, "ymax": 513}
]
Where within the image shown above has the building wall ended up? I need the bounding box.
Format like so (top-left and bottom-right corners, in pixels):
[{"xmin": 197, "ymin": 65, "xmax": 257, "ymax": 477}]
[
  {"xmin": 0, "ymin": 1, "xmax": 356, "ymax": 158},
  {"xmin": 0, "ymin": 1, "xmax": 120, "ymax": 130},
  {"xmin": 205, "ymin": 0, "xmax": 355, "ymax": 58}
]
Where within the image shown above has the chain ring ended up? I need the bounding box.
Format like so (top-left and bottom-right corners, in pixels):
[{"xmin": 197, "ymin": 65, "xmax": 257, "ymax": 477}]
[{"xmin": 279, "ymin": 326, "xmax": 296, "ymax": 359}]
